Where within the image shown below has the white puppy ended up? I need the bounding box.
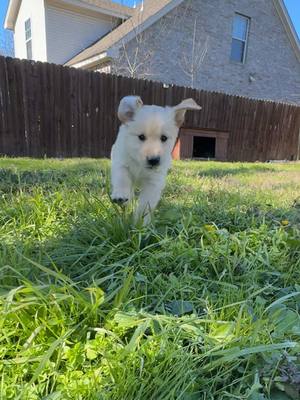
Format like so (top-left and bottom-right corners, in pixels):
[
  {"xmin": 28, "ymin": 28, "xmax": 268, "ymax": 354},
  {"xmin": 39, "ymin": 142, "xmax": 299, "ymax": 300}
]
[{"xmin": 111, "ymin": 96, "xmax": 201, "ymax": 224}]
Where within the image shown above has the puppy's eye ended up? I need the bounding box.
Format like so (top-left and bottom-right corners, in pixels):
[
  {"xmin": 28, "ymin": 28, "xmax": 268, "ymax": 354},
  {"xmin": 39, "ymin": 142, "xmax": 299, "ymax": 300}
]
[
  {"xmin": 161, "ymin": 135, "xmax": 168, "ymax": 142},
  {"xmin": 138, "ymin": 134, "xmax": 146, "ymax": 141}
]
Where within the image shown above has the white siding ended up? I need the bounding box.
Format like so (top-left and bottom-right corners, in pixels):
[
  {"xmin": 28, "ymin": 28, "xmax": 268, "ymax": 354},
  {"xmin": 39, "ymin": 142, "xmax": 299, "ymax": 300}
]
[
  {"xmin": 45, "ymin": 5, "xmax": 117, "ymax": 64},
  {"xmin": 14, "ymin": 0, "xmax": 47, "ymax": 61},
  {"xmin": 94, "ymin": 64, "xmax": 111, "ymax": 73}
]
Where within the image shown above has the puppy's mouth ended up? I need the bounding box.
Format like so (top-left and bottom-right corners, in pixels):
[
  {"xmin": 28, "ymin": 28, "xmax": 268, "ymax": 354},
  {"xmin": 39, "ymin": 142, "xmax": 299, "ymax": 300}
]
[{"xmin": 146, "ymin": 165, "xmax": 160, "ymax": 170}]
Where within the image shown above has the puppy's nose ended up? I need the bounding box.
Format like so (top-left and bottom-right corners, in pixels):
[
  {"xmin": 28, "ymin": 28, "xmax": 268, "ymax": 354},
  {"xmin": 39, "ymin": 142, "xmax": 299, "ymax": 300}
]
[{"xmin": 147, "ymin": 156, "xmax": 160, "ymax": 167}]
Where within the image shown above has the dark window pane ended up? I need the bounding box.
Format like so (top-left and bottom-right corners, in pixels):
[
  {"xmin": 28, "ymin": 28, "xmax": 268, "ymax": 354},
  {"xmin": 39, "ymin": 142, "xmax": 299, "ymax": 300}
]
[
  {"xmin": 25, "ymin": 19, "xmax": 31, "ymax": 40},
  {"xmin": 232, "ymin": 15, "xmax": 248, "ymax": 40},
  {"xmin": 26, "ymin": 40, "xmax": 32, "ymax": 60},
  {"xmin": 25, "ymin": 19, "xmax": 30, "ymax": 30},
  {"xmin": 230, "ymin": 39, "xmax": 245, "ymax": 62},
  {"xmin": 25, "ymin": 29, "xmax": 31, "ymax": 41}
]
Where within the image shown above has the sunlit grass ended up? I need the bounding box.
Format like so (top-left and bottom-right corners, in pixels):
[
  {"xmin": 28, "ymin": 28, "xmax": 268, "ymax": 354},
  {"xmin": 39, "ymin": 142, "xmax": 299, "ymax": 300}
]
[{"xmin": 0, "ymin": 158, "xmax": 300, "ymax": 399}]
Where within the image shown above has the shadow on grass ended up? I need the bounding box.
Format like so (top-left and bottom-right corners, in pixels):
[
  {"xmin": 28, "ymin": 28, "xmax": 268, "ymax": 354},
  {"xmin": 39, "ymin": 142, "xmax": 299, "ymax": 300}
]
[
  {"xmin": 1, "ymin": 160, "xmax": 299, "ymax": 304},
  {"xmin": 196, "ymin": 165, "xmax": 277, "ymax": 178},
  {"xmin": 1, "ymin": 194, "xmax": 299, "ymax": 291},
  {"xmin": 0, "ymin": 162, "xmax": 109, "ymax": 193}
]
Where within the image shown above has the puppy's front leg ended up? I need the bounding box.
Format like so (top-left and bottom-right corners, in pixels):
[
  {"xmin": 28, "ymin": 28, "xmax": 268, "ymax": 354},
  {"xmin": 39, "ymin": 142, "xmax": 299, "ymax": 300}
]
[
  {"xmin": 135, "ymin": 179, "xmax": 165, "ymax": 225},
  {"xmin": 111, "ymin": 164, "xmax": 133, "ymax": 204}
]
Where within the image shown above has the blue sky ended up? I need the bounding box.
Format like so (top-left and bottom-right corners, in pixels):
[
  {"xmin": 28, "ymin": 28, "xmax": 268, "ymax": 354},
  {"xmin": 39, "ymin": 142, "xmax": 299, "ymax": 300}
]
[{"xmin": 0, "ymin": 0, "xmax": 299, "ymax": 54}]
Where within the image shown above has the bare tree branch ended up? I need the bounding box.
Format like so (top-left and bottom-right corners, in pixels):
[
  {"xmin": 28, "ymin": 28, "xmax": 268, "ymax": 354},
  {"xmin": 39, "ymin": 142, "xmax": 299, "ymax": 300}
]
[
  {"xmin": 112, "ymin": 0, "xmax": 209, "ymax": 85},
  {"xmin": 112, "ymin": 0, "xmax": 195, "ymax": 80},
  {"xmin": 180, "ymin": 18, "xmax": 209, "ymax": 88},
  {"xmin": 113, "ymin": 3, "xmax": 157, "ymax": 79}
]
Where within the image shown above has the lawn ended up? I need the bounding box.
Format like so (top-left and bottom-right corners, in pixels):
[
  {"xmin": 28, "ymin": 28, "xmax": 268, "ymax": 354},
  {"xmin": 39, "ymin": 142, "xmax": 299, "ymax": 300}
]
[{"xmin": 0, "ymin": 158, "xmax": 300, "ymax": 400}]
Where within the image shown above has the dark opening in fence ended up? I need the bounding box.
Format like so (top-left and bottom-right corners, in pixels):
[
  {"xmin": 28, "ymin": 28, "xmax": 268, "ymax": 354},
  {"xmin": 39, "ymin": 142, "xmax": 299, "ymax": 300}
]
[{"xmin": 0, "ymin": 56, "xmax": 299, "ymax": 161}]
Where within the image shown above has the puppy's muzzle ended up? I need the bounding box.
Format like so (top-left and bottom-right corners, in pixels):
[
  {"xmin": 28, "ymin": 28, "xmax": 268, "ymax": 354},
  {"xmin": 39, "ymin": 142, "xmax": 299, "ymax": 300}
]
[{"xmin": 147, "ymin": 156, "xmax": 160, "ymax": 168}]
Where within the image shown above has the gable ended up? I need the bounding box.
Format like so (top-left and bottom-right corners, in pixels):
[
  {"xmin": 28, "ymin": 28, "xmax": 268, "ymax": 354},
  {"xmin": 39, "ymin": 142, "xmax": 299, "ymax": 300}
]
[
  {"xmin": 45, "ymin": 4, "xmax": 118, "ymax": 64},
  {"xmin": 273, "ymin": 0, "xmax": 300, "ymax": 63},
  {"xmin": 4, "ymin": 0, "xmax": 133, "ymax": 30}
]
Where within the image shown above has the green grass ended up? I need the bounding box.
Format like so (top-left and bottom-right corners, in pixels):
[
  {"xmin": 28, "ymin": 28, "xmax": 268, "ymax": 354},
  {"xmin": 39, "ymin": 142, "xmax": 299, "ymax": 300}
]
[{"xmin": 0, "ymin": 158, "xmax": 300, "ymax": 400}]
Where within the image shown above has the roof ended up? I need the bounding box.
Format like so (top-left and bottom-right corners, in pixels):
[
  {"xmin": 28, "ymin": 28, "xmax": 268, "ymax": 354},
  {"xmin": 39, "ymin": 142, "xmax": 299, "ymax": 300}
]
[
  {"xmin": 65, "ymin": 0, "xmax": 184, "ymax": 66},
  {"xmin": 4, "ymin": 0, "xmax": 133, "ymax": 30},
  {"xmin": 66, "ymin": 0, "xmax": 300, "ymax": 68}
]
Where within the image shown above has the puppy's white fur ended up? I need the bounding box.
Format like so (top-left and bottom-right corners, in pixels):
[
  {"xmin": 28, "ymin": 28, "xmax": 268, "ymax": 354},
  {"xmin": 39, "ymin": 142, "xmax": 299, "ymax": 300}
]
[{"xmin": 111, "ymin": 96, "xmax": 201, "ymax": 224}]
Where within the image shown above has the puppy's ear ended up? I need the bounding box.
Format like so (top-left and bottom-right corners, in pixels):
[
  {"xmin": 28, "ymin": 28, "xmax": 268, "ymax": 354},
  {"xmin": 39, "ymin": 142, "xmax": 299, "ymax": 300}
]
[
  {"xmin": 118, "ymin": 96, "xmax": 143, "ymax": 123},
  {"xmin": 173, "ymin": 98, "xmax": 202, "ymax": 127}
]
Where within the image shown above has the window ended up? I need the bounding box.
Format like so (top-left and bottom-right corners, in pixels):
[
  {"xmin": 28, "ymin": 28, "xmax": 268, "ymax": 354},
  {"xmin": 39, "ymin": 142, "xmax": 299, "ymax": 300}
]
[
  {"xmin": 230, "ymin": 14, "xmax": 250, "ymax": 63},
  {"xmin": 25, "ymin": 18, "xmax": 32, "ymax": 59}
]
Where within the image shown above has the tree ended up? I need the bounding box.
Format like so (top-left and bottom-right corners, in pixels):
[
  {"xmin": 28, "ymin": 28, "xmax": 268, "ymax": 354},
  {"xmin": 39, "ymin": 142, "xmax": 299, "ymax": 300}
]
[
  {"xmin": 112, "ymin": 0, "xmax": 188, "ymax": 80},
  {"xmin": 112, "ymin": 2, "xmax": 159, "ymax": 79},
  {"xmin": 179, "ymin": 18, "xmax": 209, "ymax": 88},
  {"xmin": 114, "ymin": 28, "xmax": 155, "ymax": 78},
  {"xmin": 111, "ymin": 1, "xmax": 209, "ymax": 85}
]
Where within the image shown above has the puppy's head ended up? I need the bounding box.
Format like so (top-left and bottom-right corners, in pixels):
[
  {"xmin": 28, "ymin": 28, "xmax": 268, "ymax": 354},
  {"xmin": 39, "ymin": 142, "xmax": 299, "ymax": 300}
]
[{"xmin": 118, "ymin": 96, "xmax": 201, "ymax": 169}]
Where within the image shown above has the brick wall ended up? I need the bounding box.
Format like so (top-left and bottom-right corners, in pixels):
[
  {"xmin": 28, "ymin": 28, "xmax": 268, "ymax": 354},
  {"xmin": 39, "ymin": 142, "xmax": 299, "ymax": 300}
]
[{"xmin": 111, "ymin": 0, "xmax": 300, "ymax": 104}]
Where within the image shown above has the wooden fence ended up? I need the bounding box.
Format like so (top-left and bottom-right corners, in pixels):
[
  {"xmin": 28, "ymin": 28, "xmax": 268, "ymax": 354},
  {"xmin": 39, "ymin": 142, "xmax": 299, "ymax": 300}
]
[{"xmin": 0, "ymin": 56, "xmax": 299, "ymax": 161}]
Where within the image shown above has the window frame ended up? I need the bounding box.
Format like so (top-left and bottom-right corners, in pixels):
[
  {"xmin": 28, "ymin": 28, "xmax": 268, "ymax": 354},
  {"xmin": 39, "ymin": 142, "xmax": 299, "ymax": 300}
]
[
  {"xmin": 25, "ymin": 18, "xmax": 32, "ymax": 60},
  {"xmin": 230, "ymin": 13, "xmax": 250, "ymax": 64}
]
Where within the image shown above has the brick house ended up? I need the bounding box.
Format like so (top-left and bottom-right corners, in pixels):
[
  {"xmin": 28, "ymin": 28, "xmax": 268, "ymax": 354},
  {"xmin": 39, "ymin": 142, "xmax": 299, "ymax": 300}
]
[{"xmin": 65, "ymin": 0, "xmax": 300, "ymax": 106}]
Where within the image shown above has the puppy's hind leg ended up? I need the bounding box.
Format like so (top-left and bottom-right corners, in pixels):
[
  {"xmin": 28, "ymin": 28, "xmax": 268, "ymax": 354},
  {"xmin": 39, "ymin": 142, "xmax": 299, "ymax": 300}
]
[
  {"xmin": 135, "ymin": 179, "xmax": 165, "ymax": 225},
  {"xmin": 111, "ymin": 165, "xmax": 133, "ymax": 205}
]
